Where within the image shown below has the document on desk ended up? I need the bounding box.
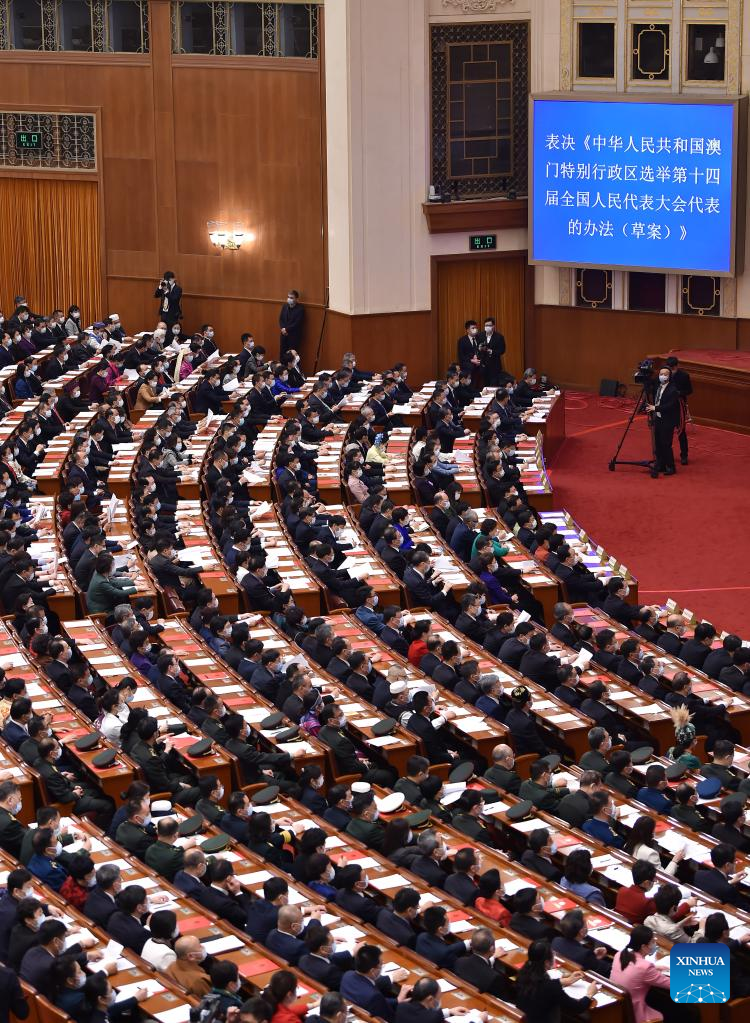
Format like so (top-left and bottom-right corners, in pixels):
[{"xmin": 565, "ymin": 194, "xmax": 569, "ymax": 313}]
[
  {"xmin": 202, "ymin": 934, "xmax": 246, "ymax": 954},
  {"xmin": 503, "ymin": 876, "xmax": 538, "ymax": 896},
  {"xmin": 155, "ymin": 1007, "xmax": 192, "ymax": 1023},
  {"xmin": 566, "ymin": 980, "xmax": 617, "ymax": 1007},
  {"xmin": 116, "ymin": 979, "xmax": 165, "ymax": 1001},
  {"xmin": 369, "ymin": 873, "xmax": 410, "ymax": 891},
  {"xmin": 591, "ymin": 926, "xmax": 630, "ymax": 951}
]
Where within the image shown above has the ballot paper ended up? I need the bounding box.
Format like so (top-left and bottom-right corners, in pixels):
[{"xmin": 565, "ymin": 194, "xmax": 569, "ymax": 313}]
[
  {"xmin": 573, "ymin": 649, "xmax": 593, "ymax": 669},
  {"xmin": 565, "ymin": 980, "xmax": 617, "ymax": 1007},
  {"xmin": 116, "ymin": 979, "xmax": 165, "ymax": 1001},
  {"xmin": 482, "ymin": 801, "xmax": 510, "ymax": 815},
  {"xmin": 155, "ymin": 1007, "xmax": 192, "ymax": 1023},
  {"xmin": 331, "ymin": 925, "xmax": 365, "ymax": 947},
  {"xmin": 65, "ymin": 927, "xmax": 95, "ymax": 949},
  {"xmin": 503, "ymin": 877, "xmax": 538, "ymax": 896},
  {"xmin": 369, "ymin": 873, "xmax": 410, "ymax": 890},
  {"xmin": 592, "ymin": 926, "xmax": 630, "ymax": 950},
  {"xmin": 454, "ymin": 715, "xmax": 490, "ymax": 733},
  {"xmin": 445, "ymin": 1012, "xmax": 486, "ymax": 1023},
  {"xmin": 202, "ymin": 934, "xmax": 245, "ymax": 954},
  {"xmin": 600, "ymin": 863, "xmax": 637, "ymax": 888},
  {"xmin": 237, "ymin": 870, "xmax": 273, "ymax": 884}
]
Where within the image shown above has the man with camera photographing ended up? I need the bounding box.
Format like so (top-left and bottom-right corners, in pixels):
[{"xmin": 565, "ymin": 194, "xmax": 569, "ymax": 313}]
[{"xmin": 155, "ymin": 271, "xmax": 183, "ymax": 329}]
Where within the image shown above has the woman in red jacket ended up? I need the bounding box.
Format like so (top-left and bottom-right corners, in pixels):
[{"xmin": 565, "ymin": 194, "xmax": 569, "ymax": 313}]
[{"xmin": 263, "ymin": 971, "xmax": 308, "ymax": 1023}]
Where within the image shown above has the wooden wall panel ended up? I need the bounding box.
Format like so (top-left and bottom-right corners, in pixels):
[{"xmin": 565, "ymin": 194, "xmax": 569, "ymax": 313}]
[
  {"xmin": 0, "ymin": 33, "xmax": 326, "ymax": 354},
  {"xmin": 532, "ymin": 305, "xmax": 740, "ymax": 393},
  {"xmin": 323, "ymin": 311, "xmax": 434, "ymax": 383}
]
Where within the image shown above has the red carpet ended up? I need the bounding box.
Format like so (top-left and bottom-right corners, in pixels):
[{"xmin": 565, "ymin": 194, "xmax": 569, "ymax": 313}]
[{"xmin": 548, "ymin": 393, "xmax": 750, "ymax": 635}]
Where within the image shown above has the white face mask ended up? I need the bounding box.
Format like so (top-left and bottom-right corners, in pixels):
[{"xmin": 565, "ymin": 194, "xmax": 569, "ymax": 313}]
[{"xmin": 659, "ymin": 374, "xmax": 669, "ymax": 384}]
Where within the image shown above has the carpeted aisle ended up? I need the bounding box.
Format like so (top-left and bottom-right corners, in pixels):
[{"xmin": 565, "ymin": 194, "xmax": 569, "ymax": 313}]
[{"xmin": 548, "ymin": 392, "xmax": 750, "ymax": 635}]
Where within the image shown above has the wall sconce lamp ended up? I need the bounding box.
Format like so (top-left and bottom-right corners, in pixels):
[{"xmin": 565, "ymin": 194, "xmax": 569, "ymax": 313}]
[{"xmin": 208, "ymin": 221, "xmax": 254, "ymax": 250}]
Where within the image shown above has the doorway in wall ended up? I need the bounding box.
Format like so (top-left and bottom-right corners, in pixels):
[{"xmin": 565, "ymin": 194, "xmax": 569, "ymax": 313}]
[{"xmin": 433, "ymin": 252, "xmax": 527, "ymax": 379}]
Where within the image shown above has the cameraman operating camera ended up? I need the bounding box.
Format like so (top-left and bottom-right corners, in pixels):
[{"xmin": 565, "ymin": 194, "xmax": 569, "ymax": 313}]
[{"xmin": 155, "ymin": 271, "xmax": 183, "ymax": 329}]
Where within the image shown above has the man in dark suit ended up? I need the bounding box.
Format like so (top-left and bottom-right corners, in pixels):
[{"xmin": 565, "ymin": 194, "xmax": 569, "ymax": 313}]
[
  {"xmin": 414, "ymin": 907, "xmax": 468, "ymax": 969},
  {"xmin": 519, "ymin": 632, "xmax": 562, "ymax": 692},
  {"xmin": 307, "ymin": 544, "xmax": 367, "ymax": 605},
  {"xmin": 105, "ymin": 885, "xmax": 151, "ymax": 954},
  {"xmin": 279, "ymin": 290, "xmax": 304, "ymax": 357},
  {"xmin": 657, "ymin": 615, "xmax": 687, "ymax": 655},
  {"xmin": 409, "ymin": 831, "xmax": 449, "ymax": 889},
  {"xmin": 704, "ymin": 634, "xmax": 742, "ymax": 680},
  {"xmin": 646, "ymin": 366, "xmax": 681, "ymax": 476},
  {"xmin": 340, "ymin": 946, "xmax": 403, "ymax": 1023},
  {"xmin": 407, "ymin": 691, "xmax": 462, "ymax": 765},
  {"xmin": 155, "ymin": 271, "xmax": 182, "ymax": 326},
  {"xmin": 375, "ymin": 889, "xmax": 419, "ymax": 948},
  {"xmin": 243, "ymin": 877, "xmax": 287, "ymax": 943},
  {"xmin": 679, "ymin": 621, "xmax": 716, "ymax": 670},
  {"xmin": 554, "ymin": 544, "xmax": 607, "ymax": 605},
  {"xmin": 429, "ymin": 492, "xmax": 451, "ymax": 539},
  {"xmin": 266, "ymin": 905, "xmax": 326, "ymax": 966},
  {"xmin": 457, "ymin": 320, "xmax": 481, "ymax": 375},
  {"xmin": 335, "ymin": 865, "xmax": 381, "ymax": 925},
  {"xmin": 603, "ymin": 577, "xmax": 645, "ymax": 627},
  {"xmin": 299, "ymin": 928, "xmax": 355, "ymax": 991},
  {"xmin": 378, "ymin": 606, "xmax": 409, "ymax": 655},
  {"xmin": 551, "ymin": 910, "xmax": 611, "ymax": 976},
  {"xmin": 453, "ymin": 927, "xmax": 512, "ymax": 999},
  {"xmin": 550, "ymin": 601, "xmax": 581, "ymax": 649},
  {"xmin": 20, "ymin": 919, "xmax": 85, "ymax": 990},
  {"xmin": 444, "ymin": 847, "xmax": 481, "ymax": 905},
  {"xmin": 403, "ymin": 552, "xmax": 459, "ymax": 622},
  {"xmin": 435, "ymin": 409, "xmax": 466, "ymax": 454},
  {"xmin": 380, "ymin": 529, "xmax": 408, "ymax": 579},
  {"xmin": 497, "ymin": 622, "xmax": 535, "ymax": 669},
  {"xmin": 84, "ymin": 863, "xmax": 121, "ymax": 928},
  {"xmin": 241, "ymin": 557, "xmax": 290, "ymax": 612},
  {"xmin": 694, "ymin": 843, "xmax": 750, "ymax": 910},
  {"xmin": 720, "ymin": 649, "xmax": 750, "ymax": 693},
  {"xmin": 481, "ymin": 317, "xmax": 506, "ymax": 386}
]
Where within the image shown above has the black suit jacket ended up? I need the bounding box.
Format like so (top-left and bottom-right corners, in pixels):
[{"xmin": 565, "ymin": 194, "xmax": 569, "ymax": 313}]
[
  {"xmin": 106, "ymin": 911, "xmax": 150, "ymax": 954},
  {"xmin": 518, "ymin": 649, "xmax": 561, "ymax": 691},
  {"xmin": 84, "ymin": 886, "xmax": 118, "ymax": 929},
  {"xmin": 155, "ymin": 282, "xmax": 182, "ymax": 320},
  {"xmin": 453, "ymin": 953, "xmax": 512, "ymax": 1000},
  {"xmin": 457, "ymin": 334, "xmax": 479, "ymax": 374},
  {"xmin": 652, "ymin": 381, "xmax": 681, "ymax": 429},
  {"xmin": 375, "ymin": 908, "xmax": 417, "ymax": 948},
  {"xmin": 407, "ymin": 712, "xmax": 457, "ymax": 764}
]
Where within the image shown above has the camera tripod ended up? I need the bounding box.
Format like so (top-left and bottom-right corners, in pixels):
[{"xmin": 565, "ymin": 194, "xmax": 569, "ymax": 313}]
[{"xmin": 607, "ymin": 385, "xmax": 658, "ymax": 477}]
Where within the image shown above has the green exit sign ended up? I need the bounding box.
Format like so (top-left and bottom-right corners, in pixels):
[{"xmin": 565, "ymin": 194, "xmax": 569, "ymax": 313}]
[
  {"xmin": 16, "ymin": 131, "xmax": 42, "ymax": 150},
  {"xmin": 469, "ymin": 234, "xmax": 497, "ymax": 251}
]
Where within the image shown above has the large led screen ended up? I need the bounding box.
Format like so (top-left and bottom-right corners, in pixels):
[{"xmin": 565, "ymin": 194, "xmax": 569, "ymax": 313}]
[{"xmin": 530, "ymin": 95, "xmax": 743, "ymax": 276}]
